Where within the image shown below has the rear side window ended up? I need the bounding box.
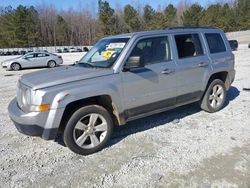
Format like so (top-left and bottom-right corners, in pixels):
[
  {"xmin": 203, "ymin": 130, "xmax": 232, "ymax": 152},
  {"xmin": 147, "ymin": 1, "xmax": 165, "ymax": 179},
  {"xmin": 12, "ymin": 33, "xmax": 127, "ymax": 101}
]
[
  {"xmin": 175, "ymin": 34, "xmax": 204, "ymax": 58},
  {"xmin": 205, "ymin": 33, "xmax": 226, "ymax": 54}
]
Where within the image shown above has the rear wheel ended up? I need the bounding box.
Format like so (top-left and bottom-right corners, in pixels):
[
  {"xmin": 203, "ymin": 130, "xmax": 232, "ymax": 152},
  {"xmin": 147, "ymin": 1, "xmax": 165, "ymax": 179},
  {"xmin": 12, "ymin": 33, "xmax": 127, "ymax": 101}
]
[
  {"xmin": 63, "ymin": 105, "xmax": 113, "ymax": 155},
  {"xmin": 47, "ymin": 60, "xmax": 56, "ymax": 68},
  {"xmin": 200, "ymin": 79, "xmax": 226, "ymax": 113},
  {"xmin": 11, "ymin": 63, "xmax": 21, "ymax": 71}
]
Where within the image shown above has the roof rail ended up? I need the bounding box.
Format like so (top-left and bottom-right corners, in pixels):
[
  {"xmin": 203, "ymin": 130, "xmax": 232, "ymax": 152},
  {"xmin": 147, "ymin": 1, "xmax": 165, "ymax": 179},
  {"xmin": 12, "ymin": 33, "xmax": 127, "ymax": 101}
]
[{"xmin": 166, "ymin": 26, "xmax": 217, "ymax": 30}]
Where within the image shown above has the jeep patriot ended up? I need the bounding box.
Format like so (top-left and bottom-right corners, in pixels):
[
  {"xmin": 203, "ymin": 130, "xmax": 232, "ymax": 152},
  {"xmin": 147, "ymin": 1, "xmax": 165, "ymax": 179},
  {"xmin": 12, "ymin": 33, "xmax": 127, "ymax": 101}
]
[{"xmin": 8, "ymin": 27, "xmax": 235, "ymax": 155}]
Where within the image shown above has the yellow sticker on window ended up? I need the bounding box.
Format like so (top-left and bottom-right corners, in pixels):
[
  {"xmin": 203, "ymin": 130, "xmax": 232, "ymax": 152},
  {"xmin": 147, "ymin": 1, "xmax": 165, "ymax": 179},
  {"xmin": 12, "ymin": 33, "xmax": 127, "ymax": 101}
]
[{"xmin": 102, "ymin": 50, "xmax": 114, "ymax": 59}]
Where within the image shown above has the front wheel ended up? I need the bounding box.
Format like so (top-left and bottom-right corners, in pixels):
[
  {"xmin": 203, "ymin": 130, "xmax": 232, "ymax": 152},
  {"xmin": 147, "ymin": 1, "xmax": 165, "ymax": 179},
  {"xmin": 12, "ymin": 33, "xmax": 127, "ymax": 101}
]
[
  {"xmin": 200, "ymin": 79, "xmax": 226, "ymax": 113},
  {"xmin": 63, "ymin": 105, "xmax": 114, "ymax": 155},
  {"xmin": 11, "ymin": 63, "xmax": 21, "ymax": 71}
]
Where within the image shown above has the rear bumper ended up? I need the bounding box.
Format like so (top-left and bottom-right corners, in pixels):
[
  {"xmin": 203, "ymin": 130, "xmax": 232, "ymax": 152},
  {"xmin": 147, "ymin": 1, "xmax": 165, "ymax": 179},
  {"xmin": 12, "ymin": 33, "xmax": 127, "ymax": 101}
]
[{"xmin": 8, "ymin": 98, "xmax": 63, "ymax": 140}]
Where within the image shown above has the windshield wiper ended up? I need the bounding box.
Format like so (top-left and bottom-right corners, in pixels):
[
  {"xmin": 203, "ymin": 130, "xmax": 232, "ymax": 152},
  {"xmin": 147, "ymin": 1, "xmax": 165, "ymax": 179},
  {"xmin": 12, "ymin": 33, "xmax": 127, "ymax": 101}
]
[{"xmin": 78, "ymin": 62, "xmax": 94, "ymax": 68}]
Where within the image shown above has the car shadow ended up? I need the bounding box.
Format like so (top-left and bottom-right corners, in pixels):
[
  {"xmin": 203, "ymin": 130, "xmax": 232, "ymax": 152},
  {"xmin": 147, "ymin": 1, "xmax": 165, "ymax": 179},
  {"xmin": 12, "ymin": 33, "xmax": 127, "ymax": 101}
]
[
  {"xmin": 55, "ymin": 86, "xmax": 240, "ymax": 148},
  {"xmin": 108, "ymin": 86, "xmax": 240, "ymax": 147}
]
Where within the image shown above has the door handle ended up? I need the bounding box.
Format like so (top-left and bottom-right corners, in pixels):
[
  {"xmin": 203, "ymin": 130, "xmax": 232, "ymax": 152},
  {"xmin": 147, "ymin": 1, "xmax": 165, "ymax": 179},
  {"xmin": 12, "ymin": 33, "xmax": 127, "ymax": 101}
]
[
  {"xmin": 198, "ymin": 62, "xmax": 209, "ymax": 67},
  {"xmin": 161, "ymin": 69, "xmax": 175, "ymax": 75}
]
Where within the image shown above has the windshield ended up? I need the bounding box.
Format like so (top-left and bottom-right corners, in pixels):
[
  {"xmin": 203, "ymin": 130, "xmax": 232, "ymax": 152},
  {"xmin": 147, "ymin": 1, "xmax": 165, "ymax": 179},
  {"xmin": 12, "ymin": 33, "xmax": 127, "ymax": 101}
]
[{"xmin": 79, "ymin": 38, "xmax": 129, "ymax": 68}]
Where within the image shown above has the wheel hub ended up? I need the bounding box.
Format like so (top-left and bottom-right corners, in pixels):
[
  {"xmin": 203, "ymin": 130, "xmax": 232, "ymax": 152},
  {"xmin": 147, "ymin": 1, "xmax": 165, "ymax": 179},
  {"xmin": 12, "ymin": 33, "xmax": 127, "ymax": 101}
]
[{"xmin": 73, "ymin": 113, "xmax": 108, "ymax": 149}]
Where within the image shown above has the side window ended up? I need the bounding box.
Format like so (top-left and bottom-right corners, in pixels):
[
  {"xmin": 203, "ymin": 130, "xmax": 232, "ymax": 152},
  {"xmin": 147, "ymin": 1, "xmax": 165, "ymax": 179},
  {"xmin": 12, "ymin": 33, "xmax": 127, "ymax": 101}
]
[
  {"xmin": 129, "ymin": 36, "xmax": 171, "ymax": 65},
  {"xmin": 24, "ymin": 53, "xmax": 35, "ymax": 59},
  {"xmin": 175, "ymin": 34, "xmax": 204, "ymax": 58},
  {"xmin": 37, "ymin": 53, "xmax": 47, "ymax": 57},
  {"xmin": 205, "ymin": 33, "xmax": 226, "ymax": 54}
]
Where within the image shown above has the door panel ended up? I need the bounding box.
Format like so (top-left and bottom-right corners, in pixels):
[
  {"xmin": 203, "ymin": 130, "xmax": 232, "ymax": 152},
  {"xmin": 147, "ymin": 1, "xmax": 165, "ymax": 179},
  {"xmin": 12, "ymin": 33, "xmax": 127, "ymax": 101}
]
[
  {"xmin": 121, "ymin": 36, "xmax": 177, "ymax": 118},
  {"xmin": 36, "ymin": 53, "xmax": 48, "ymax": 66},
  {"xmin": 173, "ymin": 33, "xmax": 210, "ymax": 103},
  {"xmin": 21, "ymin": 53, "xmax": 37, "ymax": 68}
]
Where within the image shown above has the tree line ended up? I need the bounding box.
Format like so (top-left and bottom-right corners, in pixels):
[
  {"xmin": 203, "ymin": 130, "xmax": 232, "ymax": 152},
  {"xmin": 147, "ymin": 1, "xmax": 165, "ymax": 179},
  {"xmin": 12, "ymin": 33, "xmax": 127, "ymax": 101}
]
[{"xmin": 0, "ymin": 0, "xmax": 249, "ymax": 48}]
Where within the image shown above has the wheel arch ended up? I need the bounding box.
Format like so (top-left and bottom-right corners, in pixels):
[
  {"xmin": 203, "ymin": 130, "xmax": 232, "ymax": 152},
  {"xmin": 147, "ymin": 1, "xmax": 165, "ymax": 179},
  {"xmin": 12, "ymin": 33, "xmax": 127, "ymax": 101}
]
[
  {"xmin": 205, "ymin": 71, "xmax": 229, "ymax": 91},
  {"xmin": 11, "ymin": 62, "xmax": 22, "ymax": 69},
  {"xmin": 57, "ymin": 95, "xmax": 124, "ymax": 134},
  {"xmin": 47, "ymin": 59, "xmax": 56, "ymax": 66}
]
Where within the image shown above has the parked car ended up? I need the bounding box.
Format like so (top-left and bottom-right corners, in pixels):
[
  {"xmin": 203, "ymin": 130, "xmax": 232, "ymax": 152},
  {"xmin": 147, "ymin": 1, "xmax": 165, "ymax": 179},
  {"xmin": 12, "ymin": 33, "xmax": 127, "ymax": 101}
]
[
  {"xmin": 77, "ymin": 48, "xmax": 83, "ymax": 52},
  {"xmin": 69, "ymin": 47, "xmax": 77, "ymax": 53},
  {"xmin": 11, "ymin": 51, "xmax": 20, "ymax": 55},
  {"xmin": 1, "ymin": 52, "xmax": 63, "ymax": 71},
  {"xmin": 5, "ymin": 51, "xmax": 12, "ymax": 56},
  {"xmin": 63, "ymin": 48, "xmax": 69, "ymax": 53},
  {"xmin": 56, "ymin": 49, "xmax": 62, "ymax": 53},
  {"xmin": 248, "ymin": 43, "xmax": 250, "ymax": 48},
  {"xmin": 8, "ymin": 27, "xmax": 235, "ymax": 155},
  {"xmin": 83, "ymin": 46, "xmax": 89, "ymax": 52},
  {"xmin": 20, "ymin": 50, "xmax": 26, "ymax": 55},
  {"xmin": 229, "ymin": 40, "xmax": 238, "ymax": 51},
  {"xmin": 35, "ymin": 49, "xmax": 48, "ymax": 53}
]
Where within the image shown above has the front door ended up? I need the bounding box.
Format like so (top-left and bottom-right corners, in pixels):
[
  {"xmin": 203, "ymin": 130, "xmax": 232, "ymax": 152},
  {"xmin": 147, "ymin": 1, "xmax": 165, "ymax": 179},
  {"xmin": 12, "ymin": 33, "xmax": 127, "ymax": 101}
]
[{"xmin": 121, "ymin": 36, "xmax": 177, "ymax": 119}]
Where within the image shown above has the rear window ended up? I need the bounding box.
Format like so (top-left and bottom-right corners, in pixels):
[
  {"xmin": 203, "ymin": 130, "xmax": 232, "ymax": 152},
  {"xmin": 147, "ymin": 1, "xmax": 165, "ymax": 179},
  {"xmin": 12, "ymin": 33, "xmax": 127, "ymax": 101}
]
[{"xmin": 205, "ymin": 33, "xmax": 226, "ymax": 54}]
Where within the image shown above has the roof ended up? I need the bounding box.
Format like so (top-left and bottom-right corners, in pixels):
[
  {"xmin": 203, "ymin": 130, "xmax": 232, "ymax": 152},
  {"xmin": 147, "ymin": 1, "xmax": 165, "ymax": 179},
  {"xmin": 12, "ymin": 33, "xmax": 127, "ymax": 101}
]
[{"xmin": 104, "ymin": 26, "xmax": 221, "ymax": 39}]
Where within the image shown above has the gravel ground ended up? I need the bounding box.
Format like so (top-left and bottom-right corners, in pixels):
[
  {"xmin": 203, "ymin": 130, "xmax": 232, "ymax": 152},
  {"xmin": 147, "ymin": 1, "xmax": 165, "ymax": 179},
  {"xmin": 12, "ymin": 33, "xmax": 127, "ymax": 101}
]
[{"xmin": 0, "ymin": 46, "xmax": 250, "ymax": 188}]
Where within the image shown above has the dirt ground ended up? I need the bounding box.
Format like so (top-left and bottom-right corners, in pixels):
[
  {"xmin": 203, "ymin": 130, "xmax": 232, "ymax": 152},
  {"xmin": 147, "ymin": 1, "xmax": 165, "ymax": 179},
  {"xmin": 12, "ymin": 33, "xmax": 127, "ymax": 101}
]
[{"xmin": 0, "ymin": 45, "xmax": 250, "ymax": 188}]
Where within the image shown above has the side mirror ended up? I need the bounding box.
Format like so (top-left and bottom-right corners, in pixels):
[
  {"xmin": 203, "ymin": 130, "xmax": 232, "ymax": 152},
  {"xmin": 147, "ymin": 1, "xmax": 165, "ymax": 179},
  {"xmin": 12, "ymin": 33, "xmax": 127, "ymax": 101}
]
[{"xmin": 124, "ymin": 56, "xmax": 144, "ymax": 71}]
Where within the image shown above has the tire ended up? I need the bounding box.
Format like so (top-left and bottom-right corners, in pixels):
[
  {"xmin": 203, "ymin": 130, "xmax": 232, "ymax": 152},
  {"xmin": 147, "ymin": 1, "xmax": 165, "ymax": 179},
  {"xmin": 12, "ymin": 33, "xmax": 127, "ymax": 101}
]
[
  {"xmin": 47, "ymin": 60, "xmax": 56, "ymax": 68},
  {"xmin": 11, "ymin": 63, "xmax": 21, "ymax": 71},
  {"xmin": 200, "ymin": 79, "xmax": 226, "ymax": 113},
  {"xmin": 63, "ymin": 105, "xmax": 114, "ymax": 155}
]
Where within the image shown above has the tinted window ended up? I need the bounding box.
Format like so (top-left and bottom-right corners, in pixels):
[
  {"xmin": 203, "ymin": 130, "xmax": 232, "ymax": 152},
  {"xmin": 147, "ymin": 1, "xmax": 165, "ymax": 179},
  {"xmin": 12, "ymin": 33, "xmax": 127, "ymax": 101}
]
[
  {"xmin": 205, "ymin": 33, "xmax": 226, "ymax": 53},
  {"xmin": 175, "ymin": 34, "xmax": 204, "ymax": 58},
  {"xmin": 37, "ymin": 53, "xmax": 46, "ymax": 57},
  {"xmin": 24, "ymin": 53, "xmax": 35, "ymax": 58},
  {"xmin": 129, "ymin": 36, "xmax": 171, "ymax": 65}
]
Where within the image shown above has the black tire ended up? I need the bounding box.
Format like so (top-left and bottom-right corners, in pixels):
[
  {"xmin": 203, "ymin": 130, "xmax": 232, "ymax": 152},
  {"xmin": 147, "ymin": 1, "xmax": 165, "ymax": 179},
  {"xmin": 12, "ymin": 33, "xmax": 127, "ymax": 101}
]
[
  {"xmin": 11, "ymin": 63, "xmax": 21, "ymax": 71},
  {"xmin": 47, "ymin": 60, "xmax": 56, "ymax": 68},
  {"xmin": 63, "ymin": 105, "xmax": 114, "ymax": 155},
  {"xmin": 200, "ymin": 79, "xmax": 226, "ymax": 113}
]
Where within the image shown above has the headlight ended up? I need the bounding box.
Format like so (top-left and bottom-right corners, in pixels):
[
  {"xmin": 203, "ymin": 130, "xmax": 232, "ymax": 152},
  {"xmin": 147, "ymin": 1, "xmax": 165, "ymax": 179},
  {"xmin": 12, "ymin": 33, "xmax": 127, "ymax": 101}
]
[
  {"xmin": 2, "ymin": 62, "xmax": 8, "ymax": 66},
  {"xmin": 21, "ymin": 88, "xmax": 31, "ymax": 105}
]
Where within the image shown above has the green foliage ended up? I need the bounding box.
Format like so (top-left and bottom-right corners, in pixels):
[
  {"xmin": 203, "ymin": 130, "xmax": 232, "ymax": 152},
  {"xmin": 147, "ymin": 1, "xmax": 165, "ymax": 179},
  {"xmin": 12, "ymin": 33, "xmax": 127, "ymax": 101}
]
[
  {"xmin": 182, "ymin": 4, "xmax": 204, "ymax": 26},
  {"xmin": 143, "ymin": 5, "xmax": 155, "ymax": 24},
  {"xmin": 235, "ymin": 0, "xmax": 250, "ymax": 30},
  {"xmin": 98, "ymin": 0, "xmax": 115, "ymax": 36},
  {"xmin": 0, "ymin": 1, "xmax": 250, "ymax": 48},
  {"xmin": 124, "ymin": 5, "xmax": 142, "ymax": 32},
  {"xmin": 56, "ymin": 15, "xmax": 69, "ymax": 46},
  {"xmin": 163, "ymin": 4, "xmax": 177, "ymax": 27},
  {"xmin": 200, "ymin": 4, "xmax": 237, "ymax": 31}
]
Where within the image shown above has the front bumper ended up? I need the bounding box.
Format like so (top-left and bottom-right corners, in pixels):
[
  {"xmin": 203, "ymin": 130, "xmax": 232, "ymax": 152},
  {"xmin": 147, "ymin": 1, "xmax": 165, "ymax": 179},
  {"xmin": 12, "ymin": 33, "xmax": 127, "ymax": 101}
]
[{"xmin": 8, "ymin": 98, "xmax": 62, "ymax": 140}]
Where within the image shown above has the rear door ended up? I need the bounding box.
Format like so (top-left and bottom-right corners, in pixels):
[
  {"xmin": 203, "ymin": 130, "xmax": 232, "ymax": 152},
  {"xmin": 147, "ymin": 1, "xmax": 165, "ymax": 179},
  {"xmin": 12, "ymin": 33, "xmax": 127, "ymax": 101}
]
[
  {"xmin": 173, "ymin": 33, "xmax": 210, "ymax": 104},
  {"xmin": 121, "ymin": 35, "xmax": 177, "ymax": 119},
  {"xmin": 36, "ymin": 53, "xmax": 50, "ymax": 66}
]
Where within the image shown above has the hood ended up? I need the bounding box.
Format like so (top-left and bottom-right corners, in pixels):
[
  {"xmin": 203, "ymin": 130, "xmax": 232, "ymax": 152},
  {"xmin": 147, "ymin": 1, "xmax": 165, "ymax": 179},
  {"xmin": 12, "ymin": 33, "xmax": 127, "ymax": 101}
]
[
  {"xmin": 20, "ymin": 65, "xmax": 114, "ymax": 90},
  {"xmin": 2, "ymin": 57, "xmax": 20, "ymax": 64}
]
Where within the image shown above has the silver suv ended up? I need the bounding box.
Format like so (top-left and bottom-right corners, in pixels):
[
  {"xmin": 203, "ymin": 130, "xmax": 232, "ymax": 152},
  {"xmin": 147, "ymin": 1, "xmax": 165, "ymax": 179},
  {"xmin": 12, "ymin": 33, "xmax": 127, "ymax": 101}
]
[{"xmin": 8, "ymin": 27, "xmax": 235, "ymax": 155}]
